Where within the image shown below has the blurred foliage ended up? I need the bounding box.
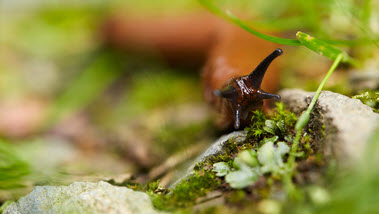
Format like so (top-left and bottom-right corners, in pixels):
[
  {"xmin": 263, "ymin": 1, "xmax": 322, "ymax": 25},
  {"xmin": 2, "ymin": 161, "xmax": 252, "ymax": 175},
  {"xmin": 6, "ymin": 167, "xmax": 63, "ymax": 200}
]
[
  {"xmin": 0, "ymin": 140, "xmax": 29, "ymax": 189},
  {"xmin": 282, "ymin": 125, "xmax": 379, "ymax": 214},
  {"xmin": 45, "ymin": 50, "xmax": 126, "ymax": 127},
  {"xmin": 202, "ymin": 0, "xmax": 379, "ymax": 44},
  {"xmin": 0, "ymin": 0, "xmax": 377, "ymax": 213},
  {"xmin": 114, "ymin": 70, "xmax": 202, "ymax": 121}
]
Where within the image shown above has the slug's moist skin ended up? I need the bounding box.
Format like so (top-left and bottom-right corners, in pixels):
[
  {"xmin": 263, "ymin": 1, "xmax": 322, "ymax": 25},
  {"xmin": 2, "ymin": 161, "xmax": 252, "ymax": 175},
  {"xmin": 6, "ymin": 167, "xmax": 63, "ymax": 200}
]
[
  {"xmin": 212, "ymin": 49, "xmax": 282, "ymax": 129},
  {"xmin": 102, "ymin": 13, "xmax": 282, "ymax": 129}
]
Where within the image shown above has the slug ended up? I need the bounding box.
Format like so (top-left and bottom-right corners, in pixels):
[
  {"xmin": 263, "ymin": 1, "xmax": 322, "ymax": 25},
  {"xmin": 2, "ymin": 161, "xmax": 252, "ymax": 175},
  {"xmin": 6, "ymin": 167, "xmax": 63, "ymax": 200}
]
[
  {"xmin": 102, "ymin": 13, "xmax": 282, "ymax": 129},
  {"xmin": 210, "ymin": 49, "xmax": 282, "ymax": 129}
]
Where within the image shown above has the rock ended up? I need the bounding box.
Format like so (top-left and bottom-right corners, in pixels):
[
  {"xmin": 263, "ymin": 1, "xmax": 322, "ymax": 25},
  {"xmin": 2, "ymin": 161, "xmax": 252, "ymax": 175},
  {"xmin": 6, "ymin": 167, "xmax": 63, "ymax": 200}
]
[
  {"xmin": 3, "ymin": 181, "xmax": 163, "ymax": 214},
  {"xmin": 279, "ymin": 89, "xmax": 379, "ymax": 163},
  {"xmin": 170, "ymin": 89, "xmax": 378, "ymax": 187},
  {"xmin": 193, "ymin": 131, "xmax": 247, "ymax": 164},
  {"xmin": 349, "ymin": 67, "xmax": 379, "ymax": 91},
  {"xmin": 169, "ymin": 131, "xmax": 247, "ymax": 188}
]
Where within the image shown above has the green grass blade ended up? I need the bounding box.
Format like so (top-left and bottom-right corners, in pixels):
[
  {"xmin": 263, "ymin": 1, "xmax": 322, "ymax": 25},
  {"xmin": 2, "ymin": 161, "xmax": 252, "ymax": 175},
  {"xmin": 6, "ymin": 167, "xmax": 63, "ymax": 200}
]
[
  {"xmin": 296, "ymin": 31, "xmax": 360, "ymax": 66},
  {"xmin": 296, "ymin": 31, "xmax": 345, "ymax": 60},
  {"xmin": 226, "ymin": 11, "xmax": 302, "ymax": 46},
  {"xmin": 198, "ymin": 0, "xmax": 302, "ymax": 46}
]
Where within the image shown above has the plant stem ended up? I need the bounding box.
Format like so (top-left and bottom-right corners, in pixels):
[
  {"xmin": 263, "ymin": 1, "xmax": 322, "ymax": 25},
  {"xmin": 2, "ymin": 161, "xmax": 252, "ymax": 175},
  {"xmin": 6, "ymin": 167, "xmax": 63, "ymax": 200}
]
[
  {"xmin": 300, "ymin": 53, "xmax": 344, "ymax": 126},
  {"xmin": 285, "ymin": 53, "xmax": 343, "ymax": 197}
]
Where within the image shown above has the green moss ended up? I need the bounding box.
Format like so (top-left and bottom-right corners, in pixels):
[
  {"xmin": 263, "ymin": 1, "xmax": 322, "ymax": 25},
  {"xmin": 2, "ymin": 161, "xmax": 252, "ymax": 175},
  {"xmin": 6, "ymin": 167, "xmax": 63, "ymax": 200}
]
[
  {"xmin": 245, "ymin": 102, "xmax": 297, "ymax": 146},
  {"xmin": 352, "ymin": 91, "xmax": 379, "ymax": 112},
  {"xmin": 195, "ymin": 137, "xmax": 255, "ymax": 171},
  {"xmin": 106, "ymin": 179, "xmax": 160, "ymax": 193},
  {"xmin": 110, "ymin": 103, "xmax": 323, "ymax": 211},
  {"xmin": 151, "ymin": 170, "xmax": 220, "ymax": 211}
]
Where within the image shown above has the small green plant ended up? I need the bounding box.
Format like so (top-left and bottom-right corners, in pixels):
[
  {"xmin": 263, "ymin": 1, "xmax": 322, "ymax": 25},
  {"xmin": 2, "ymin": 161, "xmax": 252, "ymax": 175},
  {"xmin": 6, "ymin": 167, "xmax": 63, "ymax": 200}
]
[
  {"xmin": 246, "ymin": 103, "xmax": 297, "ymax": 143},
  {"xmin": 202, "ymin": 0, "xmax": 353, "ymax": 197},
  {"xmin": 213, "ymin": 134, "xmax": 291, "ymax": 189},
  {"xmin": 212, "ymin": 104, "xmax": 298, "ymax": 190}
]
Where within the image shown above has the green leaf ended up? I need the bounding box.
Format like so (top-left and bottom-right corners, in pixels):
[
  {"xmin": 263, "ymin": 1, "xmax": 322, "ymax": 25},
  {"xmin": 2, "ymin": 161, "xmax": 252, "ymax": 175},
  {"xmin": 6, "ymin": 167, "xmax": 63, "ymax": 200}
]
[
  {"xmin": 212, "ymin": 162, "xmax": 230, "ymax": 177},
  {"xmin": 263, "ymin": 120, "xmax": 277, "ymax": 135},
  {"xmin": 284, "ymin": 135, "xmax": 294, "ymax": 143},
  {"xmin": 225, "ymin": 169, "xmax": 259, "ymax": 189},
  {"xmin": 253, "ymin": 129, "xmax": 265, "ymax": 138},
  {"xmin": 257, "ymin": 141, "xmax": 290, "ymax": 175},
  {"xmin": 277, "ymin": 142, "xmax": 290, "ymax": 157},
  {"xmin": 276, "ymin": 120, "xmax": 287, "ymax": 134},
  {"xmin": 296, "ymin": 31, "xmax": 347, "ymax": 61},
  {"xmin": 261, "ymin": 136, "xmax": 279, "ymax": 144},
  {"xmin": 233, "ymin": 157, "xmax": 249, "ymax": 171},
  {"xmin": 237, "ymin": 150, "xmax": 259, "ymax": 167}
]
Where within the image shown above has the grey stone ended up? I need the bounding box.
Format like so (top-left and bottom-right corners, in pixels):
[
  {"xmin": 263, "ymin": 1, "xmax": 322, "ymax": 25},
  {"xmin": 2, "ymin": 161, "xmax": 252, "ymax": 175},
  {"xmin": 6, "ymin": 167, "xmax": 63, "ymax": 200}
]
[
  {"xmin": 194, "ymin": 131, "xmax": 247, "ymax": 164},
  {"xmin": 3, "ymin": 181, "xmax": 164, "ymax": 214},
  {"xmin": 170, "ymin": 89, "xmax": 378, "ymax": 187},
  {"xmin": 169, "ymin": 131, "xmax": 247, "ymax": 188},
  {"xmin": 349, "ymin": 68, "xmax": 379, "ymax": 91},
  {"xmin": 279, "ymin": 89, "xmax": 379, "ymax": 163}
]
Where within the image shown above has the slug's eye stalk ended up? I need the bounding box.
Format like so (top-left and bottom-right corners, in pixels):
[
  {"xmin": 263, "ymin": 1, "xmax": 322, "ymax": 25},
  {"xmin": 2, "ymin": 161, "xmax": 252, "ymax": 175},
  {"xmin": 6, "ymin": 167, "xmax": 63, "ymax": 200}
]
[
  {"xmin": 215, "ymin": 48, "xmax": 283, "ymax": 129},
  {"xmin": 249, "ymin": 48, "xmax": 283, "ymax": 89}
]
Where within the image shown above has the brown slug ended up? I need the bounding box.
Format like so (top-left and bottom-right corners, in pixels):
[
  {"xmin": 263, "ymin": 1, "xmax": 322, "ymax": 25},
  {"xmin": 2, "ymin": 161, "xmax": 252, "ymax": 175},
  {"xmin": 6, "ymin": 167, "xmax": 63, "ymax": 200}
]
[
  {"xmin": 101, "ymin": 13, "xmax": 282, "ymax": 129},
  {"xmin": 212, "ymin": 49, "xmax": 282, "ymax": 129}
]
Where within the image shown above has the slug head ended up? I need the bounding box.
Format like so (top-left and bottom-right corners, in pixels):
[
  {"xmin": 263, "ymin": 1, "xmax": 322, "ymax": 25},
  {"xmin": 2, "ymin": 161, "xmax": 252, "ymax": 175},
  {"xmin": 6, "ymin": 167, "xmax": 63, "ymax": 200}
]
[{"xmin": 214, "ymin": 48, "xmax": 282, "ymax": 129}]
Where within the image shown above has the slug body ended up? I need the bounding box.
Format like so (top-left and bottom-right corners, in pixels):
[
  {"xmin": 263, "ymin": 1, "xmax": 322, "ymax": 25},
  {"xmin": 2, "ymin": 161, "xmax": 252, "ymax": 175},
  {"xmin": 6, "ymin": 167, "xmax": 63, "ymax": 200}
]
[
  {"xmin": 102, "ymin": 13, "xmax": 282, "ymax": 129},
  {"xmin": 213, "ymin": 49, "xmax": 282, "ymax": 129}
]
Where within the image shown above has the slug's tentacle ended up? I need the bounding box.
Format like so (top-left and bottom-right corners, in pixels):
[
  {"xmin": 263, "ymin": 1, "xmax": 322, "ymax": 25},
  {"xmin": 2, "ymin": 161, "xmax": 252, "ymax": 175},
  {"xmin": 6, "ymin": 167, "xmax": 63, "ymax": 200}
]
[
  {"xmin": 215, "ymin": 48, "xmax": 283, "ymax": 129},
  {"xmin": 258, "ymin": 90, "xmax": 281, "ymax": 100},
  {"xmin": 249, "ymin": 49, "xmax": 283, "ymax": 88}
]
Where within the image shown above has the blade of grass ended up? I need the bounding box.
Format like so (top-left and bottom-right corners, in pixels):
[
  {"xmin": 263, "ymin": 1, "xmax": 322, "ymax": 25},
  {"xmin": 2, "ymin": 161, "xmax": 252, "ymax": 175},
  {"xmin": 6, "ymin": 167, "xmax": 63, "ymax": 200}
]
[
  {"xmin": 296, "ymin": 31, "xmax": 360, "ymax": 67},
  {"xmin": 199, "ymin": 0, "xmax": 302, "ymax": 46},
  {"xmin": 296, "ymin": 31, "xmax": 345, "ymax": 61},
  {"xmin": 226, "ymin": 11, "xmax": 302, "ymax": 46},
  {"xmin": 246, "ymin": 16, "xmax": 311, "ymax": 32},
  {"xmin": 200, "ymin": 0, "xmax": 378, "ymax": 48}
]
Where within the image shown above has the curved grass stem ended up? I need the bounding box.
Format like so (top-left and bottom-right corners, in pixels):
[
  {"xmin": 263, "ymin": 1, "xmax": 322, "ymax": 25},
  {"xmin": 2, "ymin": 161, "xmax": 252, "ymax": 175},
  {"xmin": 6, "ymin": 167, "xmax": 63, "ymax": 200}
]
[
  {"xmin": 285, "ymin": 54, "xmax": 344, "ymax": 197},
  {"xmin": 198, "ymin": 0, "xmax": 302, "ymax": 46},
  {"xmin": 284, "ymin": 53, "xmax": 343, "ymax": 197}
]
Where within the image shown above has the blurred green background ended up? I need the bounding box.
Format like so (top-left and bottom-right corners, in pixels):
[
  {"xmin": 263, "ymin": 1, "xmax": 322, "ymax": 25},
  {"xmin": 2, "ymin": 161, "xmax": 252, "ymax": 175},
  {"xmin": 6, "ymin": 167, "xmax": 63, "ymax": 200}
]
[{"xmin": 0, "ymin": 0, "xmax": 378, "ymax": 213}]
